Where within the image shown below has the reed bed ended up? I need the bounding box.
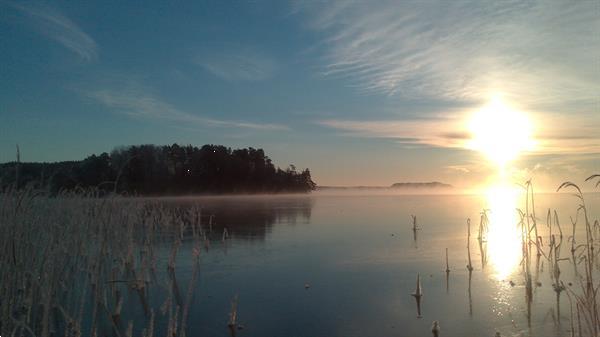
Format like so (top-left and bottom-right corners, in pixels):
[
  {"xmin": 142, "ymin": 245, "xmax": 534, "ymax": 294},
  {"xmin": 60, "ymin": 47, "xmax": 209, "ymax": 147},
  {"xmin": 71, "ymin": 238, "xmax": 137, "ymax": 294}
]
[
  {"xmin": 450, "ymin": 176, "xmax": 599, "ymax": 336},
  {"xmin": 513, "ymin": 177, "xmax": 600, "ymax": 336},
  {"xmin": 0, "ymin": 186, "xmax": 209, "ymax": 337},
  {"xmin": 554, "ymin": 177, "xmax": 600, "ymax": 337}
]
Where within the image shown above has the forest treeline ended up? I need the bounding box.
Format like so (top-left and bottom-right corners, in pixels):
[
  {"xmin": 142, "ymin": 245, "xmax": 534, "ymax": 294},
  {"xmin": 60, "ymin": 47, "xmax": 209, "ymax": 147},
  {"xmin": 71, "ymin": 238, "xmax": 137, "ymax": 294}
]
[{"xmin": 0, "ymin": 144, "xmax": 317, "ymax": 195}]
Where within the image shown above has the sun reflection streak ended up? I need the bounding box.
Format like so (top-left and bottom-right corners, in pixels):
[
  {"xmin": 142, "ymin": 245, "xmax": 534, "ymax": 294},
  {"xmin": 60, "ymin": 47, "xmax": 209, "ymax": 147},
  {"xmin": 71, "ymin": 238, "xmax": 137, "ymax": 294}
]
[{"xmin": 484, "ymin": 181, "xmax": 522, "ymax": 280}]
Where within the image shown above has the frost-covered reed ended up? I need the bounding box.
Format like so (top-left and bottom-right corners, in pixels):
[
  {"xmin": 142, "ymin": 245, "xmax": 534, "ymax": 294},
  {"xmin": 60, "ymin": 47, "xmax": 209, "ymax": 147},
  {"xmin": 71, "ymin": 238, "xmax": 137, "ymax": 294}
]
[{"xmin": 0, "ymin": 186, "xmax": 209, "ymax": 337}]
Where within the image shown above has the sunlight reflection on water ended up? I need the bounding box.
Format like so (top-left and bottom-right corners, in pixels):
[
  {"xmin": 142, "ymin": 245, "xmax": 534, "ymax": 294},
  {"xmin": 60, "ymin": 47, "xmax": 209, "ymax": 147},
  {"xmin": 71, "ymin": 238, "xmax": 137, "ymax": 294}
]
[{"xmin": 485, "ymin": 182, "xmax": 523, "ymax": 280}]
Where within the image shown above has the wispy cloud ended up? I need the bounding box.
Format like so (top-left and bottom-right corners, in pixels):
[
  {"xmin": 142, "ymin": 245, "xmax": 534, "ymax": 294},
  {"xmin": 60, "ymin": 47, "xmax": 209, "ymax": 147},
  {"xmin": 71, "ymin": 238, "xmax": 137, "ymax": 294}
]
[
  {"xmin": 8, "ymin": 1, "xmax": 97, "ymax": 61},
  {"xmin": 300, "ymin": 2, "xmax": 599, "ymax": 112},
  {"xmin": 318, "ymin": 110, "xmax": 600, "ymax": 156},
  {"xmin": 85, "ymin": 82, "xmax": 287, "ymax": 130},
  {"xmin": 196, "ymin": 47, "xmax": 277, "ymax": 81},
  {"xmin": 318, "ymin": 117, "xmax": 466, "ymax": 149}
]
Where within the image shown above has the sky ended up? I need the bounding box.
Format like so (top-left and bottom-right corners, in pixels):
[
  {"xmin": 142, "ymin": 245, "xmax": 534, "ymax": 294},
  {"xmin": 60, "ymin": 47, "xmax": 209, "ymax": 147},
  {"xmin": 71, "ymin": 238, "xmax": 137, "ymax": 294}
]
[{"xmin": 1, "ymin": 1, "xmax": 599, "ymax": 189}]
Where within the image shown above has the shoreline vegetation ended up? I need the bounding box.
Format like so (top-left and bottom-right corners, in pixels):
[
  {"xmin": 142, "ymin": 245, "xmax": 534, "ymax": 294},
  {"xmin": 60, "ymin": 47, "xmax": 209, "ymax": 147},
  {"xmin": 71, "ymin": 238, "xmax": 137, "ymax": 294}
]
[{"xmin": 0, "ymin": 144, "xmax": 316, "ymax": 195}]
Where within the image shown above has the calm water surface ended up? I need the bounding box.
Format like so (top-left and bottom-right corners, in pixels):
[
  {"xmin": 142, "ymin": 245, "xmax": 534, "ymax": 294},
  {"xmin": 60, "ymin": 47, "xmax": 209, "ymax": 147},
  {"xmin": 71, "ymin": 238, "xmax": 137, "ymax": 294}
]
[{"xmin": 149, "ymin": 192, "xmax": 599, "ymax": 337}]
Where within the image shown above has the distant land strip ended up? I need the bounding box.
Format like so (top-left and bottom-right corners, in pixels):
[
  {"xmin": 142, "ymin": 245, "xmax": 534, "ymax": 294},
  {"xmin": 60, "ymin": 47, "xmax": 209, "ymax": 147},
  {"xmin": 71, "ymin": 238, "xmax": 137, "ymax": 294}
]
[{"xmin": 317, "ymin": 182, "xmax": 453, "ymax": 190}]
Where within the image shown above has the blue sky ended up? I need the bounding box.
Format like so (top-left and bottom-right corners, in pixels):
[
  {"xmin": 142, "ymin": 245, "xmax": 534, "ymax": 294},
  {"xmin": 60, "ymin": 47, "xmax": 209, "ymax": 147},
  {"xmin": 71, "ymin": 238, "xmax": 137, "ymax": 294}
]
[{"xmin": 1, "ymin": 1, "xmax": 599, "ymax": 188}]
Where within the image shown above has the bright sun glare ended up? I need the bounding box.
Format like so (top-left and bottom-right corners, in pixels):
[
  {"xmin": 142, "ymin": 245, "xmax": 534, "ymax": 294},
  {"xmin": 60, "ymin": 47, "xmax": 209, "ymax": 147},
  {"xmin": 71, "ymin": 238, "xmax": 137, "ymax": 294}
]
[
  {"xmin": 468, "ymin": 96, "xmax": 535, "ymax": 167},
  {"xmin": 485, "ymin": 183, "xmax": 522, "ymax": 279}
]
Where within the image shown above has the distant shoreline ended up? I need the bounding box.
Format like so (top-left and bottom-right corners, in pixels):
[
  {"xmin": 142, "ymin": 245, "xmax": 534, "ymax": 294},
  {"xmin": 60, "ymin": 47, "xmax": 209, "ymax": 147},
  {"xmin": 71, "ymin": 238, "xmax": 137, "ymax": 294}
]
[{"xmin": 317, "ymin": 181, "xmax": 453, "ymax": 190}]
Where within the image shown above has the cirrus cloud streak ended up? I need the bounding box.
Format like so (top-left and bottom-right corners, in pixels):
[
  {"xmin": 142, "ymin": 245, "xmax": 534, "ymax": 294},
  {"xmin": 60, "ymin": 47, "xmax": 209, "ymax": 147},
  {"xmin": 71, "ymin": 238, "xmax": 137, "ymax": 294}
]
[
  {"xmin": 85, "ymin": 82, "xmax": 288, "ymax": 131},
  {"xmin": 301, "ymin": 1, "xmax": 599, "ymax": 113},
  {"xmin": 7, "ymin": 1, "xmax": 97, "ymax": 61}
]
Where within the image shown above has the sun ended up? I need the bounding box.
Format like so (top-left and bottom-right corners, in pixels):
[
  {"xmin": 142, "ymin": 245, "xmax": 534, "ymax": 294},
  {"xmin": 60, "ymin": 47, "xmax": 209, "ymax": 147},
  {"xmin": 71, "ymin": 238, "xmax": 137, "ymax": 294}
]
[{"xmin": 468, "ymin": 96, "xmax": 535, "ymax": 167}]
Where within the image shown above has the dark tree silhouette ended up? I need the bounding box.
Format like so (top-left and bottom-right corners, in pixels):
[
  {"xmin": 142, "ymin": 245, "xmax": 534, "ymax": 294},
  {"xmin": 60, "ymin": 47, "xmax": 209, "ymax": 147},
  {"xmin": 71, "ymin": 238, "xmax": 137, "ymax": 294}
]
[{"xmin": 0, "ymin": 144, "xmax": 317, "ymax": 195}]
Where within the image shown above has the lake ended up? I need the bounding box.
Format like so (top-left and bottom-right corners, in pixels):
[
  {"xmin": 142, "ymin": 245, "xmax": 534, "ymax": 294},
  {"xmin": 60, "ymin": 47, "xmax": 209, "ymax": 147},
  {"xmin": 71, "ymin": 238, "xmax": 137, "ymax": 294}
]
[{"xmin": 148, "ymin": 190, "xmax": 599, "ymax": 337}]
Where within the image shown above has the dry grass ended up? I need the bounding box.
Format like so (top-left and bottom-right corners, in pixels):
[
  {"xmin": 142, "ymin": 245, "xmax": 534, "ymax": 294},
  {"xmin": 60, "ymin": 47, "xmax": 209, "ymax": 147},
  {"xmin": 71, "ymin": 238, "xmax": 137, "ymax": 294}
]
[
  {"xmin": 513, "ymin": 177, "xmax": 599, "ymax": 336},
  {"xmin": 555, "ymin": 177, "xmax": 600, "ymax": 337},
  {"xmin": 0, "ymin": 186, "xmax": 208, "ymax": 337}
]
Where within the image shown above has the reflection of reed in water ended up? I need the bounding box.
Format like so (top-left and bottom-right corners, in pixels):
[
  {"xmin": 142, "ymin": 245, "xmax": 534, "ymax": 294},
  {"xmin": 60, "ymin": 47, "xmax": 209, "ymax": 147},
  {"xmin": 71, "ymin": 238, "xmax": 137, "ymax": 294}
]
[
  {"xmin": 445, "ymin": 248, "xmax": 450, "ymax": 294},
  {"xmin": 411, "ymin": 214, "xmax": 419, "ymax": 248},
  {"xmin": 465, "ymin": 217, "xmax": 474, "ymax": 314},
  {"xmin": 228, "ymin": 294, "xmax": 239, "ymax": 330},
  {"xmin": 412, "ymin": 274, "xmax": 423, "ymax": 318},
  {"xmin": 431, "ymin": 321, "xmax": 440, "ymax": 336},
  {"xmin": 468, "ymin": 269, "xmax": 473, "ymax": 317}
]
